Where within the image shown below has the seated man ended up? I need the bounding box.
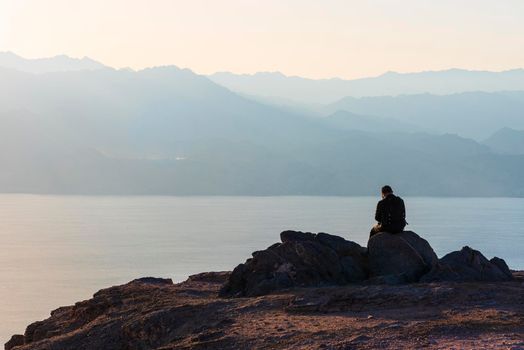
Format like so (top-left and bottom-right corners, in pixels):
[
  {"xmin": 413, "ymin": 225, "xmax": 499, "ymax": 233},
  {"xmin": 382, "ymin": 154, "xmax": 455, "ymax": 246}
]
[{"xmin": 370, "ymin": 185, "xmax": 406, "ymax": 237}]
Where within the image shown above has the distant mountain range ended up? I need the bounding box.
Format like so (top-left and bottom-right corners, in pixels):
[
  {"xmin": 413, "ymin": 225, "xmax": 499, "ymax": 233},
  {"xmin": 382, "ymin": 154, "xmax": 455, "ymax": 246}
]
[
  {"xmin": 1, "ymin": 52, "xmax": 524, "ymax": 196},
  {"xmin": 324, "ymin": 91, "xmax": 524, "ymax": 140},
  {"xmin": 322, "ymin": 111, "xmax": 423, "ymax": 134},
  {"xmin": 5, "ymin": 52, "xmax": 524, "ymax": 105},
  {"xmin": 483, "ymin": 128, "xmax": 524, "ymax": 155},
  {"xmin": 209, "ymin": 69, "xmax": 524, "ymax": 104},
  {"xmin": 0, "ymin": 52, "xmax": 107, "ymax": 74}
]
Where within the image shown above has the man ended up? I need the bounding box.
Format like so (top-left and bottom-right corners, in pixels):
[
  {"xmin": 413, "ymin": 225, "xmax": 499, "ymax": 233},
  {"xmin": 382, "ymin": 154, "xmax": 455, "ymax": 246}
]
[{"xmin": 370, "ymin": 185, "xmax": 406, "ymax": 237}]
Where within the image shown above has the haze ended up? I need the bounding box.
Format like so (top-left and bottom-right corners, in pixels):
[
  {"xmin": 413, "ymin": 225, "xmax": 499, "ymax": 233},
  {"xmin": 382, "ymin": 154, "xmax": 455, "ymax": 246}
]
[
  {"xmin": 3, "ymin": 2, "xmax": 524, "ymax": 347},
  {"xmin": 1, "ymin": 1, "xmax": 524, "ymax": 197},
  {"xmin": 2, "ymin": 0, "xmax": 524, "ymax": 79}
]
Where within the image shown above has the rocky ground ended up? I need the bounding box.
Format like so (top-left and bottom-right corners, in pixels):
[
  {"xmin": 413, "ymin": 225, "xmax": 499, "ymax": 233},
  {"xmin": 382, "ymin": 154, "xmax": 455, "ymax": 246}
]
[
  {"xmin": 5, "ymin": 271, "xmax": 524, "ymax": 350},
  {"xmin": 6, "ymin": 231, "xmax": 524, "ymax": 349}
]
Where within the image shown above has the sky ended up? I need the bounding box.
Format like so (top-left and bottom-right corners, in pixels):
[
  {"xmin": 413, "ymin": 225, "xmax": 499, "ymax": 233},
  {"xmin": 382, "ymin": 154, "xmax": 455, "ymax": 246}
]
[{"xmin": 1, "ymin": 0, "xmax": 524, "ymax": 79}]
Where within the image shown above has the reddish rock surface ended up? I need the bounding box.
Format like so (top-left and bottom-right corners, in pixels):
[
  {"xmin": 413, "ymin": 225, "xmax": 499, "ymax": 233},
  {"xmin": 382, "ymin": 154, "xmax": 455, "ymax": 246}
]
[{"xmin": 6, "ymin": 271, "xmax": 524, "ymax": 350}]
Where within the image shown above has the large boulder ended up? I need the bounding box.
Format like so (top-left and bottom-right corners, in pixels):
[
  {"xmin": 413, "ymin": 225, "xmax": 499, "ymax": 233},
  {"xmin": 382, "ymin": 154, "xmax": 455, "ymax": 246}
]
[
  {"xmin": 367, "ymin": 231, "xmax": 438, "ymax": 283},
  {"xmin": 420, "ymin": 246, "xmax": 513, "ymax": 282},
  {"xmin": 220, "ymin": 231, "xmax": 368, "ymax": 297},
  {"xmin": 220, "ymin": 230, "xmax": 513, "ymax": 297}
]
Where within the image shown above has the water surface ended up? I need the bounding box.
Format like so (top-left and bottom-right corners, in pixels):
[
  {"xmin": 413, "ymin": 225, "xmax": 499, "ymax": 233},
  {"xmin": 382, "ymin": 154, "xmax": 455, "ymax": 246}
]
[{"xmin": 1, "ymin": 195, "xmax": 523, "ymax": 342}]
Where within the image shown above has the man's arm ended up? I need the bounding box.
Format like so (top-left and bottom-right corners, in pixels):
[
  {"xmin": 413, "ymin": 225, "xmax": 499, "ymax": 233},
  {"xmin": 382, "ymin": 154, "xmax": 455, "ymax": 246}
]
[{"xmin": 375, "ymin": 201, "xmax": 382, "ymax": 222}]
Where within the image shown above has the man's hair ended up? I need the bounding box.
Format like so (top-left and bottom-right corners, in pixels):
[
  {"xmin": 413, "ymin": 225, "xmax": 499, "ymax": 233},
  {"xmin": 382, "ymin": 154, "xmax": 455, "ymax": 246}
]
[{"xmin": 381, "ymin": 185, "xmax": 393, "ymax": 194}]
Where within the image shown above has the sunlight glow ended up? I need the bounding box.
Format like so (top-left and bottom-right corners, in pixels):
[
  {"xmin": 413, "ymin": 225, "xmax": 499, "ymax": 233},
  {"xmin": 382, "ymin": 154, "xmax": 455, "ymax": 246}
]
[{"xmin": 2, "ymin": 0, "xmax": 524, "ymax": 79}]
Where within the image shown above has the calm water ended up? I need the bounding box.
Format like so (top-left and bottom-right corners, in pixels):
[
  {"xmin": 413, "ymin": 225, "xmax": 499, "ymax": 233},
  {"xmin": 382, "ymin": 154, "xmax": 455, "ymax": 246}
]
[{"xmin": 1, "ymin": 195, "xmax": 523, "ymax": 342}]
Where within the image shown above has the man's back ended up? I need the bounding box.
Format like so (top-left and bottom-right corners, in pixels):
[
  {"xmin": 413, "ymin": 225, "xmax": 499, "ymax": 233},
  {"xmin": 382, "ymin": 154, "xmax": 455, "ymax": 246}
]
[{"xmin": 375, "ymin": 194, "xmax": 406, "ymax": 233}]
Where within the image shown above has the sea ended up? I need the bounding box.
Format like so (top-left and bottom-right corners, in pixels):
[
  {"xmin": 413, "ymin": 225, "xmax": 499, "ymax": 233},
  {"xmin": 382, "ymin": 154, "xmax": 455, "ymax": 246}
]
[{"xmin": 1, "ymin": 195, "xmax": 523, "ymax": 342}]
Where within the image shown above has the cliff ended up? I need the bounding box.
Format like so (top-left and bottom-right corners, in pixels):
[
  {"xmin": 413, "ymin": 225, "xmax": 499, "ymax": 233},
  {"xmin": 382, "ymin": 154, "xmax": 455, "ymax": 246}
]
[{"xmin": 6, "ymin": 231, "xmax": 524, "ymax": 350}]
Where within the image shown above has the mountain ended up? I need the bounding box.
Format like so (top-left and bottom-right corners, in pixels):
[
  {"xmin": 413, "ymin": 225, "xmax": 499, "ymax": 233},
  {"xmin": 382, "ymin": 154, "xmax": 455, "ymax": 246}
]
[
  {"xmin": 0, "ymin": 52, "xmax": 107, "ymax": 73},
  {"xmin": 325, "ymin": 91, "xmax": 524, "ymax": 140},
  {"xmin": 322, "ymin": 110, "xmax": 422, "ymax": 133},
  {"xmin": 0, "ymin": 65, "xmax": 336, "ymax": 194},
  {"xmin": 209, "ymin": 69, "xmax": 524, "ymax": 104},
  {"xmin": 483, "ymin": 128, "xmax": 524, "ymax": 155},
  {"xmin": 1, "ymin": 63, "xmax": 524, "ymax": 196},
  {"xmin": 0, "ymin": 65, "xmax": 331, "ymax": 157}
]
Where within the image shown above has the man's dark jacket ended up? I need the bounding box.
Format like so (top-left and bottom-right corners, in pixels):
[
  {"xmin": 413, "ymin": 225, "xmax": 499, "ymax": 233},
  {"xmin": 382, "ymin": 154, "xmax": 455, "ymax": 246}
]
[{"xmin": 375, "ymin": 194, "xmax": 406, "ymax": 233}]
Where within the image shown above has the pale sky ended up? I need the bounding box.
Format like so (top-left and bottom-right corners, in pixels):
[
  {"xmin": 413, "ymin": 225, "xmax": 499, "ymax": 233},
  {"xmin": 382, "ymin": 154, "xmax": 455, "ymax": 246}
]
[{"xmin": 1, "ymin": 0, "xmax": 523, "ymax": 79}]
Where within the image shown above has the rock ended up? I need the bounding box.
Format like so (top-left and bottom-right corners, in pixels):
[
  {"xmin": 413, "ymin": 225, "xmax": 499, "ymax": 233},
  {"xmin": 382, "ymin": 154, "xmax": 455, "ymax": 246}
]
[
  {"xmin": 340, "ymin": 255, "xmax": 368, "ymax": 282},
  {"xmin": 419, "ymin": 263, "xmax": 460, "ymax": 282},
  {"xmin": 220, "ymin": 231, "xmax": 368, "ymax": 296},
  {"xmin": 490, "ymin": 257, "xmax": 513, "ymax": 279},
  {"xmin": 223, "ymin": 230, "xmax": 514, "ymax": 296},
  {"xmin": 187, "ymin": 271, "xmax": 230, "ymax": 284},
  {"xmin": 220, "ymin": 231, "xmax": 512, "ymax": 297},
  {"xmin": 421, "ymin": 246, "xmax": 514, "ymax": 282},
  {"xmin": 367, "ymin": 231, "xmax": 438, "ymax": 282},
  {"xmin": 5, "ymin": 334, "xmax": 24, "ymax": 350},
  {"xmin": 5, "ymin": 269, "xmax": 524, "ymax": 350},
  {"xmin": 130, "ymin": 277, "xmax": 173, "ymax": 285},
  {"xmin": 366, "ymin": 273, "xmax": 410, "ymax": 285},
  {"xmin": 396, "ymin": 231, "xmax": 438, "ymax": 268},
  {"xmin": 280, "ymin": 230, "xmax": 316, "ymax": 243},
  {"xmin": 316, "ymin": 232, "xmax": 367, "ymax": 256},
  {"xmin": 222, "ymin": 229, "xmax": 516, "ymax": 296}
]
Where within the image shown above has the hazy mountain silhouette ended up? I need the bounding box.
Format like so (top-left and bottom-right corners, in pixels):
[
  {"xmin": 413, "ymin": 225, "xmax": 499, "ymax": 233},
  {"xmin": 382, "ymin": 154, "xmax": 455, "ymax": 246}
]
[
  {"xmin": 323, "ymin": 111, "xmax": 423, "ymax": 133},
  {"xmin": 325, "ymin": 92, "xmax": 524, "ymax": 140},
  {"xmin": 1, "ymin": 59, "xmax": 524, "ymax": 196},
  {"xmin": 209, "ymin": 69, "xmax": 524, "ymax": 104},
  {"xmin": 483, "ymin": 128, "xmax": 524, "ymax": 155},
  {"xmin": 0, "ymin": 52, "xmax": 107, "ymax": 74}
]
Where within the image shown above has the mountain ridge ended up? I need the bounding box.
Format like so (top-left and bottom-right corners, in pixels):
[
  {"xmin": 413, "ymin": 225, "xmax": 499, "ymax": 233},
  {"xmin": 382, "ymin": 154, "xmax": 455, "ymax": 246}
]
[
  {"xmin": 325, "ymin": 91, "xmax": 524, "ymax": 140},
  {"xmin": 483, "ymin": 127, "xmax": 524, "ymax": 155},
  {"xmin": 0, "ymin": 51, "xmax": 107, "ymax": 73},
  {"xmin": 1, "ymin": 60, "xmax": 524, "ymax": 196},
  {"xmin": 211, "ymin": 67, "xmax": 524, "ymax": 82},
  {"xmin": 209, "ymin": 68, "xmax": 524, "ymax": 104}
]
